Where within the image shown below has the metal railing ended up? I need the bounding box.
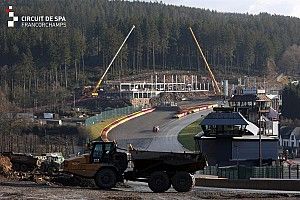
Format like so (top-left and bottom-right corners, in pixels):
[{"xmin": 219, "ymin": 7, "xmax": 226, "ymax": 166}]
[
  {"xmin": 85, "ymin": 106, "xmax": 142, "ymax": 126},
  {"xmin": 198, "ymin": 164, "xmax": 300, "ymax": 180}
]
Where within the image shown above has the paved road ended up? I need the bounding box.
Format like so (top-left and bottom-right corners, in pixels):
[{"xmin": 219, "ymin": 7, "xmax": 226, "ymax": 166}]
[
  {"xmin": 147, "ymin": 109, "xmax": 212, "ymax": 152},
  {"xmin": 109, "ymin": 107, "xmax": 213, "ymax": 152},
  {"xmin": 108, "ymin": 110, "xmax": 175, "ymax": 150}
]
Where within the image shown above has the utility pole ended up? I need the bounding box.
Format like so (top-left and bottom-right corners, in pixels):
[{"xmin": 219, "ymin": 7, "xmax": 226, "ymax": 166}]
[{"xmin": 258, "ymin": 103, "xmax": 262, "ymax": 167}]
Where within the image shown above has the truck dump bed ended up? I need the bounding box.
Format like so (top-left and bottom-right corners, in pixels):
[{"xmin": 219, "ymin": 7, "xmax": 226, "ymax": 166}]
[
  {"xmin": 130, "ymin": 150, "xmax": 206, "ymax": 174},
  {"xmin": 2, "ymin": 152, "xmax": 38, "ymax": 172}
]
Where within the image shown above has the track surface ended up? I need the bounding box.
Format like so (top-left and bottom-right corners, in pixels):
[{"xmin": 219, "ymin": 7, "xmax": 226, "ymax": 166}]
[
  {"xmin": 108, "ymin": 110, "xmax": 175, "ymax": 150},
  {"xmin": 109, "ymin": 108, "xmax": 213, "ymax": 152},
  {"xmin": 147, "ymin": 109, "xmax": 212, "ymax": 152}
]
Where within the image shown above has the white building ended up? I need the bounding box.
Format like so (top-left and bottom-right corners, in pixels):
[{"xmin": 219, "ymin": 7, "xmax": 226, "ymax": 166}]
[{"xmin": 279, "ymin": 127, "xmax": 300, "ymax": 157}]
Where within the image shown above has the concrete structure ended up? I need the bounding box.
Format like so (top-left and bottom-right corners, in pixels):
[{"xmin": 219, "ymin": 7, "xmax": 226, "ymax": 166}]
[
  {"xmin": 195, "ymin": 108, "xmax": 278, "ymax": 166},
  {"xmin": 223, "ymin": 80, "xmax": 229, "ymax": 97},
  {"xmin": 105, "ymin": 74, "xmax": 212, "ymax": 100}
]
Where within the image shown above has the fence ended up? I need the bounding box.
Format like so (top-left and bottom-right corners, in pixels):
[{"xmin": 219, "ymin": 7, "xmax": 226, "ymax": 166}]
[
  {"xmin": 199, "ymin": 165, "xmax": 300, "ymax": 180},
  {"xmin": 85, "ymin": 106, "xmax": 142, "ymax": 126}
]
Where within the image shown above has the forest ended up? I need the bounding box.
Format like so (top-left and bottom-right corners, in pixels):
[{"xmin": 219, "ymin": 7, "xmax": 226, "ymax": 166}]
[
  {"xmin": 282, "ymin": 83, "xmax": 300, "ymax": 119},
  {"xmin": 0, "ymin": 0, "xmax": 300, "ymax": 108}
]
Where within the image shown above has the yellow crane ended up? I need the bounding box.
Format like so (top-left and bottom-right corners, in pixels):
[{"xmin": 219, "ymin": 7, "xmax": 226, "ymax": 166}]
[
  {"xmin": 189, "ymin": 27, "xmax": 221, "ymax": 95},
  {"xmin": 91, "ymin": 25, "xmax": 136, "ymax": 97}
]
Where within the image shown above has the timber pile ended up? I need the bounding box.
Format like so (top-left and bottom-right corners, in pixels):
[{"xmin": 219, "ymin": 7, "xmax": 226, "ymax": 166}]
[{"xmin": 0, "ymin": 156, "xmax": 12, "ymax": 176}]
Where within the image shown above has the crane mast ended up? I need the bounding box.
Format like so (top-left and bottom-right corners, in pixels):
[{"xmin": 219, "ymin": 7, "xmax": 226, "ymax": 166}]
[
  {"xmin": 92, "ymin": 25, "xmax": 136, "ymax": 96},
  {"xmin": 189, "ymin": 27, "xmax": 221, "ymax": 95}
]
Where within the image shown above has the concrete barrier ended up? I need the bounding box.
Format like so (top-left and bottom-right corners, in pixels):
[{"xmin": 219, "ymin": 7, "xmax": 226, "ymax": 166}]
[
  {"xmin": 101, "ymin": 108, "xmax": 155, "ymax": 140},
  {"xmin": 195, "ymin": 177, "xmax": 300, "ymax": 191},
  {"xmin": 173, "ymin": 104, "xmax": 214, "ymax": 119}
]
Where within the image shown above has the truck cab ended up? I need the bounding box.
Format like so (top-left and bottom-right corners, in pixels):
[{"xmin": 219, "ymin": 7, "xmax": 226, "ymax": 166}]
[{"xmin": 63, "ymin": 141, "xmax": 127, "ymax": 188}]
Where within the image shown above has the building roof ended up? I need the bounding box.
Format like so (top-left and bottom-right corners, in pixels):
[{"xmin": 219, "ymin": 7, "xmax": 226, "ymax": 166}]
[
  {"xmin": 257, "ymin": 94, "xmax": 271, "ymax": 102},
  {"xmin": 245, "ymin": 120, "xmax": 259, "ymax": 135},
  {"xmin": 201, "ymin": 112, "xmax": 248, "ymax": 126},
  {"xmin": 266, "ymin": 94, "xmax": 278, "ymax": 100},
  {"xmin": 229, "ymin": 94, "xmax": 257, "ymax": 102}
]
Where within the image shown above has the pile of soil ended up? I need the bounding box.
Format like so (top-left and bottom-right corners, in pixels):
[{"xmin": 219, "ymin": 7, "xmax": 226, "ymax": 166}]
[{"xmin": 0, "ymin": 156, "xmax": 12, "ymax": 176}]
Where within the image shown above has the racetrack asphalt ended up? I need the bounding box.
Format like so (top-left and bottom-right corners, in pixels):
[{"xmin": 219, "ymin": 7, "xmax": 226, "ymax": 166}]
[{"xmin": 108, "ymin": 108, "xmax": 213, "ymax": 152}]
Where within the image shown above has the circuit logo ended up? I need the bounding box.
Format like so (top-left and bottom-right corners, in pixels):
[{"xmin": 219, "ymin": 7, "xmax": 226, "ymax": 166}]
[{"xmin": 7, "ymin": 6, "xmax": 18, "ymax": 27}]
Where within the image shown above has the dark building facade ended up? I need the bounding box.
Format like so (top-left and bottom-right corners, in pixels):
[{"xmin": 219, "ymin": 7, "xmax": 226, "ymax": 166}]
[{"xmin": 195, "ymin": 108, "xmax": 278, "ymax": 166}]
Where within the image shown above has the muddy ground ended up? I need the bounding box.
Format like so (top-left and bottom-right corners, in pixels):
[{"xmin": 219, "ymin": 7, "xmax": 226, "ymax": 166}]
[{"xmin": 0, "ymin": 180, "xmax": 299, "ymax": 200}]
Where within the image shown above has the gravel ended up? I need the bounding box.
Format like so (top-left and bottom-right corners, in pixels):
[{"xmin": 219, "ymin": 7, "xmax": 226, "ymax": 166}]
[{"xmin": 0, "ymin": 180, "xmax": 299, "ymax": 200}]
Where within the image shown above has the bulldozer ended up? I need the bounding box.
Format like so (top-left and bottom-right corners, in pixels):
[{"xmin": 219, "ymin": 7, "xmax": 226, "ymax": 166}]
[{"xmin": 63, "ymin": 140, "xmax": 207, "ymax": 192}]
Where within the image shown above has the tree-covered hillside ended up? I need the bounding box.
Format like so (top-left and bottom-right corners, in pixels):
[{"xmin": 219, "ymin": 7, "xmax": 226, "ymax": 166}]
[
  {"xmin": 282, "ymin": 83, "xmax": 300, "ymax": 119},
  {"xmin": 0, "ymin": 0, "xmax": 300, "ymax": 108}
]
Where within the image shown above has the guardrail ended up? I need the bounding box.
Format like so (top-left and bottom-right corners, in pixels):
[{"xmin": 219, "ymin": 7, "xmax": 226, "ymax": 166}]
[
  {"xmin": 101, "ymin": 108, "xmax": 156, "ymax": 141},
  {"xmin": 173, "ymin": 103, "xmax": 218, "ymax": 118},
  {"xmin": 198, "ymin": 164, "xmax": 300, "ymax": 180},
  {"xmin": 85, "ymin": 106, "xmax": 142, "ymax": 126}
]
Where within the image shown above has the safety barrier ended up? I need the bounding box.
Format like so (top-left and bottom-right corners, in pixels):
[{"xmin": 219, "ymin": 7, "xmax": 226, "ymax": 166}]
[
  {"xmin": 198, "ymin": 164, "xmax": 300, "ymax": 180},
  {"xmin": 85, "ymin": 106, "xmax": 142, "ymax": 126},
  {"xmin": 195, "ymin": 177, "xmax": 300, "ymax": 191},
  {"xmin": 101, "ymin": 108, "xmax": 156, "ymax": 140},
  {"xmin": 173, "ymin": 103, "xmax": 218, "ymax": 118}
]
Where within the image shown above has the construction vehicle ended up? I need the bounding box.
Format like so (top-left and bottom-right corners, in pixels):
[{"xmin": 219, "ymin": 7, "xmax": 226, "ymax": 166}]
[
  {"xmin": 2, "ymin": 152, "xmax": 38, "ymax": 172},
  {"xmin": 189, "ymin": 27, "xmax": 221, "ymax": 95},
  {"xmin": 63, "ymin": 141, "xmax": 207, "ymax": 192},
  {"xmin": 152, "ymin": 126, "xmax": 159, "ymax": 132},
  {"xmin": 90, "ymin": 25, "xmax": 135, "ymax": 97},
  {"xmin": 39, "ymin": 153, "xmax": 64, "ymax": 174}
]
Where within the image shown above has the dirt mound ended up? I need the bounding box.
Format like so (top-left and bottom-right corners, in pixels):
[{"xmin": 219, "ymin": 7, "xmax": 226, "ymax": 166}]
[{"xmin": 0, "ymin": 156, "xmax": 12, "ymax": 176}]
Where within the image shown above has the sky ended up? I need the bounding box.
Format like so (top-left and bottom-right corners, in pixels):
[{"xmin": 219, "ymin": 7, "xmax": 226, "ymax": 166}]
[{"xmin": 132, "ymin": 0, "xmax": 300, "ymax": 18}]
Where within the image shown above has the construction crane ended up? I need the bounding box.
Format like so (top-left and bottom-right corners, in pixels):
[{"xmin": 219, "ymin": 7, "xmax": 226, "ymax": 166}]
[
  {"xmin": 91, "ymin": 25, "xmax": 136, "ymax": 97},
  {"xmin": 189, "ymin": 27, "xmax": 221, "ymax": 95}
]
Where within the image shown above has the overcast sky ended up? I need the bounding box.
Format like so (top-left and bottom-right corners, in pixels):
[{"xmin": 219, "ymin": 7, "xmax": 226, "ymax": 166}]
[{"xmin": 131, "ymin": 0, "xmax": 300, "ymax": 18}]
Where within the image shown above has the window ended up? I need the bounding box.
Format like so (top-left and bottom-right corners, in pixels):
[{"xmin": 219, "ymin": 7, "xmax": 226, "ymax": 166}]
[
  {"xmin": 291, "ymin": 134, "xmax": 295, "ymax": 140},
  {"xmin": 93, "ymin": 143, "xmax": 103, "ymax": 158}
]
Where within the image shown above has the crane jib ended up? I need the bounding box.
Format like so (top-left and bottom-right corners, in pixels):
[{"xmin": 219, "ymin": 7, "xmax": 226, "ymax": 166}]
[{"xmin": 92, "ymin": 25, "xmax": 136, "ymax": 96}]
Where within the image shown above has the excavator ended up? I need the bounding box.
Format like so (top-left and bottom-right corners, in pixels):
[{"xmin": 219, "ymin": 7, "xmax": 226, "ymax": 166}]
[{"xmin": 189, "ymin": 27, "xmax": 222, "ymax": 95}]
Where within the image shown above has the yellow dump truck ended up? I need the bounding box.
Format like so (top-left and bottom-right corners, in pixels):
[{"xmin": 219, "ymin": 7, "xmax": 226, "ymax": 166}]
[{"xmin": 63, "ymin": 141, "xmax": 207, "ymax": 192}]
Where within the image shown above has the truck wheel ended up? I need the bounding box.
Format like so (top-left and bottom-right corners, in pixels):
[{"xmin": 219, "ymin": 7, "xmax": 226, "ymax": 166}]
[
  {"xmin": 94, "ymin": 168, "xmax": 117, "ymax": 189},
  {"xmin": 171, "ymin": 171, "xmax": 194, "ymax": 192},
  {"xmin": 148, "ymin": 171, "xmax": 171, "ymax": 193}
]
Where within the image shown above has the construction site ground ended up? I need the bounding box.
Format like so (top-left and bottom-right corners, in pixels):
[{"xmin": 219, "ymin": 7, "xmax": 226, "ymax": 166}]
[{"xmin": 0, "ymin": 178, "xmax": 300, "ymax": 200}]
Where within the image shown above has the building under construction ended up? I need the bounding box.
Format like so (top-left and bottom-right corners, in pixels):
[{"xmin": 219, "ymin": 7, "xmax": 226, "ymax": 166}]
[{"xmin": 104, "ymin": 74, "xmax": 213, "ymax": 106}]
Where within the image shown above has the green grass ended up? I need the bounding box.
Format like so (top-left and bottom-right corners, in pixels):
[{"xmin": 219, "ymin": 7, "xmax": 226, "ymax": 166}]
[
  {"xmin": 178, "ymin": 118, "xmax": 203, "ymax": 151},
  {"xmin": 87, "ymin": 116, "xmax": 125, "ymax": 140}
]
